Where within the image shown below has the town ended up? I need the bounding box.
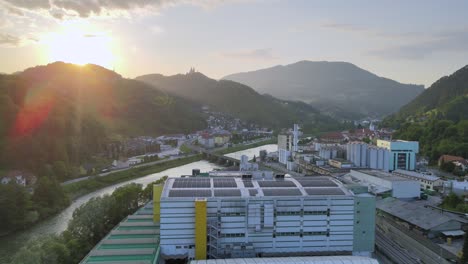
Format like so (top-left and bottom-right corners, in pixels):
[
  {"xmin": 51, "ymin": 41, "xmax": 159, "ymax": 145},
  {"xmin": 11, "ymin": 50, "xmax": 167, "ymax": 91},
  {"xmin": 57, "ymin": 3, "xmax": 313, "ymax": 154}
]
[{"xmin": 73, "ymin": 123, "xmax": 467, "ymax": 264}]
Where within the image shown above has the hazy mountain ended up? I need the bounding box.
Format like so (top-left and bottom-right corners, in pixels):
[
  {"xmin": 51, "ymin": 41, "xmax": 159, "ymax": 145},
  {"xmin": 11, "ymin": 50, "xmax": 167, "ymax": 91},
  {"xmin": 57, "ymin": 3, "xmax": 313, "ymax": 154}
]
[
  {"xmin": 223, "ymin": 61, "xmax": 424, "ymax": 119},
  {"xmin": 136, "ymin": 71, "xmax": 345, "ymax": 132},
  {"xmin": 0, "ymin": 62, "xmax": 205, "ymax": 172}
]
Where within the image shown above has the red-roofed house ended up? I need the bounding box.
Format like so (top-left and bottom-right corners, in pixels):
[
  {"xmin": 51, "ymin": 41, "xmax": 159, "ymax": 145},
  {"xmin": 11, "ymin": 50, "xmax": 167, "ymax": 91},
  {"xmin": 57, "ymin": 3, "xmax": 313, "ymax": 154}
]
[{"xmin": 438, "ymin": 155, "xmax": 466, "ymax": 166}]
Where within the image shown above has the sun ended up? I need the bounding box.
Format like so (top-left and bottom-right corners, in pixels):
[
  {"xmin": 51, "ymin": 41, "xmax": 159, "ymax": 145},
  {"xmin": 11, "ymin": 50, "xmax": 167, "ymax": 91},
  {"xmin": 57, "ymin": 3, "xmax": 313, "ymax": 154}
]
[{"xmin": 43, "ymin": 20, "xmax": 115, "ymax": 68}]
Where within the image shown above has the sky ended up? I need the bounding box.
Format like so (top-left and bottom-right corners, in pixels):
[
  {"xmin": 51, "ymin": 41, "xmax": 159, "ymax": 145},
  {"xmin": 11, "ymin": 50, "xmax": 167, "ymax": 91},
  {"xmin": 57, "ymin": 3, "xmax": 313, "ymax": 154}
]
[{"xmin": 1, "ymin": 0, "xmax": 468, "ymax": 87}]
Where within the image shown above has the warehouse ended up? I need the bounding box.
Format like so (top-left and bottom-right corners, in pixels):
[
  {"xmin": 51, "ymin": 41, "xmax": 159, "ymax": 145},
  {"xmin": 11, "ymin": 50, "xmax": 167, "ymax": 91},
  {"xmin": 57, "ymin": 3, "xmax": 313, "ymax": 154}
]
[
  {"xmin": 348, "ymin": 170, "xmax": 420, "ymax": 198},
  {"xmin": 190, "ymin": 255, "xmax": 379, "ymax": 264},
  {"xmin": 156, "ymin": 173, "xmax": 375, "ymax": 262}
]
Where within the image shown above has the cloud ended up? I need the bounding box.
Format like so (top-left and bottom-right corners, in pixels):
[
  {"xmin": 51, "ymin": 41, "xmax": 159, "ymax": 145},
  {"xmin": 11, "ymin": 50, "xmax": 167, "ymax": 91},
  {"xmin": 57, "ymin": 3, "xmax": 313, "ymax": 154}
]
[
  {"xmin": 219, "ymin": 48, "xmax": 278, "ymax": 61},
  {"xmin": 2, "ymin": 0, "xmax": 51, "ymax": 10},
  {"xmin": 368, "ymin": 28, "xmax": 468, "ymax": 60},
  {"xmin": 1, "ymin": 0, "xmax": 234, "ymax": 19},
  {"xmin": 0, "ymin": 33, "xmax": 21, "ymax": 46}
]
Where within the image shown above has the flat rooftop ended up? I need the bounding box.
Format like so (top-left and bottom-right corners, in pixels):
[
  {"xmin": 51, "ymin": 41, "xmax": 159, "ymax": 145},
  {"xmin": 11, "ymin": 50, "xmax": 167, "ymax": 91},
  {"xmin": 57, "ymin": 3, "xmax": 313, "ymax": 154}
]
[
  {"xmin": 161, "ymin": 174, "xmax": 353, "ymax": 199},
  {"xmin": 377, "ymin": 198, "xmax": 468, "ymax": 230},
  {"xmin": 393, "ymin": 169, "xmax": 440, "ymax": 182},
  {"xmin": 80, "ymin": 203, "xmax": 160, "ymax": 264},
  {"xmin": 351, "ymin": 169, "xmax": 412, "ymax": 182},
  {"xmin": 190, "ymin": 256, "xmax": 379, "ymax": 264}
]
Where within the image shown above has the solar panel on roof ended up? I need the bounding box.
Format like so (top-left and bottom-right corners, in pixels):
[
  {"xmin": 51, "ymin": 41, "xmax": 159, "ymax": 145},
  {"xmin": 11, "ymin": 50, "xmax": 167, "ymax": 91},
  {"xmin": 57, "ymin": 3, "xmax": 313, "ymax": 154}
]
[
  {"xmin": 213, "ymin": 178, "xmax": 237, "ymax": 188},
  {"xmin": 168, "ymin": 189, "xmax": 211, "ymax": 197},
  {"xmin": 262, "ymin": 188, "xmax": 302, "ymax": 196},
  {"xmin": 242, "ymin": 180, "xmax": 254, "ymax": 188},
  {"xmin": 213, "ymin": 189, "xmax": 241, "ymax": 197},
  {"xmin": 257, "ymin": 181, "xmax": 296, "ymax": 188},
  {"xmin": 248, "ymin": 189, "xmax": 258, "ymax": 196},
  {"xmin": 304, "ymin": 188, "xmax": 345, "ymax": 196},
  {"xmin": 172, "ymin": 178, "xmax": 211, "ymax": 188},
  {"xmin": 297, "ymin": 179, "xmax": 338, "ymax": 187}
]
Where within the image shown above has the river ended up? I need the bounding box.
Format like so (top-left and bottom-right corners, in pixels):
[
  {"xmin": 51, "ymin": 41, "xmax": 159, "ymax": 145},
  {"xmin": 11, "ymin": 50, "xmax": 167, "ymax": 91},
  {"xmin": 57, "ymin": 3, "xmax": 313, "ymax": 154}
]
[{"xmin": 0, "ymin": 144, "xmax": 277, "ymax": 263}]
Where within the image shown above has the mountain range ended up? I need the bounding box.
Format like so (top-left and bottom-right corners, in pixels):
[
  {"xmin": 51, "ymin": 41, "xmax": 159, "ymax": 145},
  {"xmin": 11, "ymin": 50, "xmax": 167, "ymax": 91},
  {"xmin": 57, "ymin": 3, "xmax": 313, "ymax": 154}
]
[
  {"xmin": 223, "ymin": 61, "xmax": 424, "ymax": 119},
  {"xmin": 136, "ymin": 71, "xmax": 345, "ymax": 133}
]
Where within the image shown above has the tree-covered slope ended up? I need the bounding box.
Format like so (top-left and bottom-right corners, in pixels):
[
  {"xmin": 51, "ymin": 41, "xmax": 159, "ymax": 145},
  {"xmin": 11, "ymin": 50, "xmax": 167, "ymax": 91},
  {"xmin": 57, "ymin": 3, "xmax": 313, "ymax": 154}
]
[
  {"xmin": 223, "ymin": 61, "xmax": 424, "ymax": 118},
  {"xmin": 0, "ymin": 62, "xmax": 205, "ymax": 174},
  {"xmin": 387, "ymin": 65, "xmax": 468, "ymax": 123},
  {"xmin": 384, "ymin": 65, "xmax": 468, "ymax": 162},
  {"xmin": 136, "ymin": 71, "xmax": 346, "ymax": 132}
]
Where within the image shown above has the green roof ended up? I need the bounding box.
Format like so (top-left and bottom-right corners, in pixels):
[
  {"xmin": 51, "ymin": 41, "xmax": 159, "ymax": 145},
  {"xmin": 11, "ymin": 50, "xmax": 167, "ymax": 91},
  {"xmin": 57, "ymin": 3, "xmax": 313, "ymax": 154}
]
[{"xmin": 80, "ymin": 203, "xmax": 160, "ymax": 264}]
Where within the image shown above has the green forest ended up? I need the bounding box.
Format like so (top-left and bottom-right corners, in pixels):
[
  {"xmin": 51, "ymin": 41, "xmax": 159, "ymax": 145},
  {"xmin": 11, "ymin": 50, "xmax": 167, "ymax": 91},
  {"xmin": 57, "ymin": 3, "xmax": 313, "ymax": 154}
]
[
  {"xmin": 9, "ymin": 178, "xmax": 166, "ymax": 264},
  {"xmin": 0, "ymin": 62, "xmax": 206, "ymax": 178},
  {"xmin": 383, "ymin": 65, "xmax": 468, "ymax": 164}
]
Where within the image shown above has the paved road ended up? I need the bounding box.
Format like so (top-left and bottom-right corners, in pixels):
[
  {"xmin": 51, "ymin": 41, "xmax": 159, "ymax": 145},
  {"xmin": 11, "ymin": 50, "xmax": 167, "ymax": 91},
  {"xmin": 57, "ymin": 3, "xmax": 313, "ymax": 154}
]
[
  {"xmin": 61, "ymin": 154, "xmax": 194, "ymax": 186},
  {"xmin": 62, "ymin": 138, "xmax": 274, "ymax": 186}
]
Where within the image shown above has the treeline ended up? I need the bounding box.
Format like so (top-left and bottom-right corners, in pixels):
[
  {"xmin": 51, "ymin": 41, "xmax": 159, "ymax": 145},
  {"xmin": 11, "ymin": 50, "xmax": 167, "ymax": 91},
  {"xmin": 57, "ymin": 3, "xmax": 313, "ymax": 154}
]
[
  {"xmin": 0, "ymin": 177, "xmax": 68, "ymax": 235},
  {"xmin": 0, "ymin": 62, "xmax": 205, "ymax": 180},
  {"xmin": 63, "ymin": 154, "xmax": 201, "ymax": 199},
  {"xmin": 10, "ymin": 178, "xmax": 166, "ymax": 264},
  {"xmin": 394, "ymin": 119, "xmax": 468, "ymax": 164}
]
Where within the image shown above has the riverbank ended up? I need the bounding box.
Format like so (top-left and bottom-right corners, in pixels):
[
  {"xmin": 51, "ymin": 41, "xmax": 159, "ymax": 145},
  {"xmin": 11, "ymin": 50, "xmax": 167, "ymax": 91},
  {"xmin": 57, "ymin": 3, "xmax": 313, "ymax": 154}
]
[
  {"xmin": 214, "ymin": 138, "xmax": 275, "ymax": 155},
  {"xmin": 63, "ymin": 154, "xmax": 202, "ymax": 199}
]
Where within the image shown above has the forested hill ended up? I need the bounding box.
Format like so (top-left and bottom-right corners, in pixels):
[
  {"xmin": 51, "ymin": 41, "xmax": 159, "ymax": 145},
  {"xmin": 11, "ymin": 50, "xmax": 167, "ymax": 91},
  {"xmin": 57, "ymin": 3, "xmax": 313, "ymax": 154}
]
[
  {"xmin": 223, "ymin": 61, "xmax": 424, "ymax": 119},
  {"xmin": 385, "ymin": 65, "xmax": 468, "ymax": 124},
  {"xmin": 0, "ymin": 62, "xmax": 205, "ymax": 174},
  {"xmin": 383, "ymin": 65, "xmax": 468, "ymax": 163},
  {"xmin": 136, "ymin": 71, "xmax": 346, "ymax": 133}
]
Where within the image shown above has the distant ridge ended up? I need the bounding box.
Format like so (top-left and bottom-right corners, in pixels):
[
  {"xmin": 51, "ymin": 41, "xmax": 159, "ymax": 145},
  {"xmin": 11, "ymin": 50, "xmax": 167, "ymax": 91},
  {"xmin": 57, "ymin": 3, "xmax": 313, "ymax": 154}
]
[
  {"xmin": 136, "ymin": 71, "xmax": 345, "ymax": 132},
  {"xmin": 223, "ymin": 61, "xmax": 424, "ymax": 119}
]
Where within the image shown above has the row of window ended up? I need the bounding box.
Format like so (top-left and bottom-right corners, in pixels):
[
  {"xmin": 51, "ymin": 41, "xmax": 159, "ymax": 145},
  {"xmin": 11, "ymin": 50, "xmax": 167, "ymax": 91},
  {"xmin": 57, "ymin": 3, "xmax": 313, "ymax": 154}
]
[
  {"xmin": 274, "ymin": 230, "xmax": 330, "ymax": 237},
  {"xmin": 217, "ymin": 209, "xmax": 331, "ymax": 217},
  {"xmin": 220, "ymin": 233, "xmax": 246, "ymax": 237}
]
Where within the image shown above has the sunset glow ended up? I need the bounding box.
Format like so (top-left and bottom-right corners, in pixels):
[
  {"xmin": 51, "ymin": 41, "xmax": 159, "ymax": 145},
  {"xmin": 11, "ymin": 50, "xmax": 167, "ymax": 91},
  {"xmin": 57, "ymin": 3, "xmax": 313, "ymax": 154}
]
[{"xmin": 43, "ymin": 21, "xmax": 115, "ymax": 68}]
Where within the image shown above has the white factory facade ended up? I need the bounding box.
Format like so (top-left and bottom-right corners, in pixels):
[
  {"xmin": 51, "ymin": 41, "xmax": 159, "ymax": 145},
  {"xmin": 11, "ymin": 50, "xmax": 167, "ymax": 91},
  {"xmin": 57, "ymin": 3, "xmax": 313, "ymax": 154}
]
[
  {"xmin": 278, "ymin": 124, "xmax": 299, "ymax": 170},
  {"xmin": 347, "ymin": 140, "xmax": 419, "ymax": 172},
  {"xmin": 156, "ymin": 173, "xmax": 375, "ymax": 262}
]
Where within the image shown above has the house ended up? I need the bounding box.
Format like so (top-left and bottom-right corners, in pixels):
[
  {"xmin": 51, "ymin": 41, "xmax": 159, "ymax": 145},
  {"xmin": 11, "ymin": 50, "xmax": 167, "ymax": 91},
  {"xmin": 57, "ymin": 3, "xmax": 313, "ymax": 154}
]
[
  {"xmin": 319, "ymin": 131, "xmax": 345, "ymax": 143},
  {"xmin": 213, "ymin": 130, "xmax": 231, "ymax": 146},
  {"xmin": 453, "ymin": 160, "xmax": 468, "ymax": 171},
  {"xmin": 198, "ymin": 132, "xmax": 215, "ymax": 148},
  {"xmin": 438, "ymin": 155, "xmax": 465, "ymax": 167},
  {"xmin": 1, "ymin": 170, "xmax": 37, "ymax": 187},
  {"xmin": 112, "ymin": 160, "xmax": 131, "ymax": 170}
]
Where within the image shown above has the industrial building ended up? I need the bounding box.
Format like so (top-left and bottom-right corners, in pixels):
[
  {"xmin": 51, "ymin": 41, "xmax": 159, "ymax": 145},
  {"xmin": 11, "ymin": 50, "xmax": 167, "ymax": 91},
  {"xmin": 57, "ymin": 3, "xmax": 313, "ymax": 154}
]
[
  {"xmin": 157, "ymin": 173, "xmax": 376, "ymax": 262},
  {"xmin": 376, "ymin": 140, "xmax": 419, "ymax": 171},
  {"xmin": 190, "ymin": 255, "xmax": 379, "ymax": 264},
  {"xmin": 278, "ymin": 124, "xmax": 299, "ymax": 170},
  {"xmin": 347, "ymin": 170, "xmax": 420, "ymax": 198},
  {"xmin": 239, "ymin": 155, "xmax": 259, "ymax": 171},
  {"xmin": 328, "ymin": 158, "xmax": 353, "ymax": 169},
  {"xmin": 346, "ymin": 140, "xmax": 419, "ymax": 172},
  {"xmin": 392, "ymin": 169, "xmax": 442, "ymax": 191},
  {"xmin": 80, "ymin": 203, "xmax": 160, "ymax": 264},
  {"xmin": 377, "ymin": 198, "xmax": 468, "ymax": 239}
]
